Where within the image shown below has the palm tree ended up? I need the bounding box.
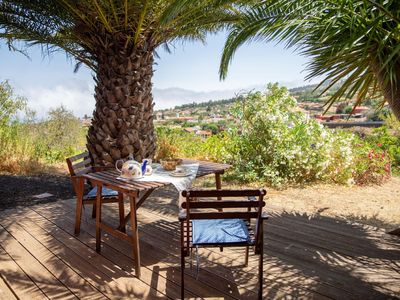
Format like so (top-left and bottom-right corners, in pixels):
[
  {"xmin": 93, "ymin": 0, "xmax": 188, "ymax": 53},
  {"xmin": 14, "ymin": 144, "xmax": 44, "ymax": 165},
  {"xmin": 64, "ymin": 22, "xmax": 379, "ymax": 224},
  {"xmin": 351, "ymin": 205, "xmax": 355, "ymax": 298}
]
[
  {"xmin": 0, "ymin": 0, "xmax": 239, "ymax": 165},
  {"xmin": 219, "ymin": 0, "xmax": 400, "ymax": 120}
]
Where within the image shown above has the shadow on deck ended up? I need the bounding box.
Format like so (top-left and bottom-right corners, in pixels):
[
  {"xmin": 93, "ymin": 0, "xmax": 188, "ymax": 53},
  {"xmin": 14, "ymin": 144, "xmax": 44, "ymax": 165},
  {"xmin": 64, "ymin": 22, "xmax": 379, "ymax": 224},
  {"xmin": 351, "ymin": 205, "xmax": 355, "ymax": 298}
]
[{"xmin": 0, "ymin": 186, "xmax": 399, "ymax": 299}]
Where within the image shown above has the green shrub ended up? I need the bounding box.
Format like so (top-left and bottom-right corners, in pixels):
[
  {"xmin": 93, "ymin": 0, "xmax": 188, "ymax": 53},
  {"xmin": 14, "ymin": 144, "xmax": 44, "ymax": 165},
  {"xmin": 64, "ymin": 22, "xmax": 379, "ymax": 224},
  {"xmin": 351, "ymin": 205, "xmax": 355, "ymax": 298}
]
[
  {"xmin": 33, "ymin": 105, "xmax": 86, "ymax": 163},
  {"xmin": 227, "ymin": 83, "xmax": 357, "ymax": 186},
  {"xmin": 0, "ymin": 80, "xmax": 86, "ymax": 173},
  {"xmin": 158, "ymin": 83, "xmax": 393, "ymax": 187},
  {"xmin": 155, "ymin": 126, "xmax": 231, "ymax": 162},
  {"xmin": 352, "ymin": 143, "xmax": 391, "ymax": 185},
  {"xmin": 363, "ymin": 121, "xmax": 400, "ymax": 173}
]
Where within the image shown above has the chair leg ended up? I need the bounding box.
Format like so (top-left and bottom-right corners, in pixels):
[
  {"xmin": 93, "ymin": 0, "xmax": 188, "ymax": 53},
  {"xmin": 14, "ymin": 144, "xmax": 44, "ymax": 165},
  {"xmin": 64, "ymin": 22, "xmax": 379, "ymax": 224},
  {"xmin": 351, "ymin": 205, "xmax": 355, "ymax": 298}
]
[
  {"xmin": 74, "ymin": 196, "xmax": 83, "ymax": 235},
  {"xmin": 129, "ymin": 195, "xmax": 141, "ymax": 278},
  {"xmin": 215, "ymin": 173, "xmax": 224, "ymax": 252},
  {"xmin": 95, "ymin": 187, "xmax": 102, "ymax": 253},
  {"xmin": 180, "ymin": 222, "xmax": 185, "ymax": 299},
  {"xmin": 181, "ymin": 248, "xmax": 185, "ymax": 299},
  {"xmin": 245, "ymin": 246, "xmax": 249, "ymax": 266},
  {"xmin": 92, "ymin": 202, "xmax": 96, "ymax": 218},
  {"xmin": 258, "ymin": 231, "xmax": 264, "ymax": 299},
  {"xmin": 195, "ymin": 246, "xmax": 200, "ymax": 280}
]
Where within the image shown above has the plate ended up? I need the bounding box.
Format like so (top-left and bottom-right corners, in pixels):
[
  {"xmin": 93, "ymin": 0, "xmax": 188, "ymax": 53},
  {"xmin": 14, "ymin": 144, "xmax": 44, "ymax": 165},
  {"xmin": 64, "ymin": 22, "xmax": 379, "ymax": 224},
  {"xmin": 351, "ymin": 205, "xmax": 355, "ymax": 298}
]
[
  {"xmin": 117, "ymin": 176, "xmax": 144, "ymax": 181},
  {"xmin": 170, "ymin": 171, "xmax": 191, "ymax": 177}
]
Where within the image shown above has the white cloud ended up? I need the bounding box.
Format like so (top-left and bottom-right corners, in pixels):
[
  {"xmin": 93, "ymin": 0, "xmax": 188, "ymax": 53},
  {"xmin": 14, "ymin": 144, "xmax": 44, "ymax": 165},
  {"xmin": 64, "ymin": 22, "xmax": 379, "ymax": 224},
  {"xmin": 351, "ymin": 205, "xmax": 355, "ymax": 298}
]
[
  {"xmin": 18, "ymin": 78, "xmax": 95, "ymax": 119},
  {"xmin": 14, "ymin": 79, "xmax": 307, "ymax": 118},
  {"xmin": 152, "ymin": 80, "xmax": 306, "ymax": 110}
]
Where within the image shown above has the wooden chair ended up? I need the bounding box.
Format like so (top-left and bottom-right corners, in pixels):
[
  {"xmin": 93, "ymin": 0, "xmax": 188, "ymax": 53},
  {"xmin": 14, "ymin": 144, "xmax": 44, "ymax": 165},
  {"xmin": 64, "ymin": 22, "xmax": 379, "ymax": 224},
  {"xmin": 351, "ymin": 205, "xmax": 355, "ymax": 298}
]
[
  {"xmin": 66, "ymin": 152, "xmax": 125, "ymax": 235},
  {"xmin": 179, "ymin": 189, "xmax": 267, "ymax": 299}
]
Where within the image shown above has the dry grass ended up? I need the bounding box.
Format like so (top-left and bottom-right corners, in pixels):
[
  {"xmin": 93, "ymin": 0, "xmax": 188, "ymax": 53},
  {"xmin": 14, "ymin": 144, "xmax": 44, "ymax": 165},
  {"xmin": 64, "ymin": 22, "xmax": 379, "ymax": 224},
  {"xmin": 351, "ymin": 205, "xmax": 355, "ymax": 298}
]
[
  {"xmin": 195, "ymin": 176, "xmax": 400, "ymax": 232},
  {"xmin": 0, "ymin": 158, "xmax": 68, "ymax": 176}
]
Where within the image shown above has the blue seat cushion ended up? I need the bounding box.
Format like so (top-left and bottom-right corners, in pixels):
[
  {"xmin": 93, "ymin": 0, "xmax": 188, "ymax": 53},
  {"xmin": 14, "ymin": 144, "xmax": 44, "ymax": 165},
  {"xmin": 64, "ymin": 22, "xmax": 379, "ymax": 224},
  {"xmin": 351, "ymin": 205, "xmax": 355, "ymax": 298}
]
[
  {"xmin": 86, "ymin": 187, "xmax": 118, "ymax": 198},
  {"xmin": 192, "ymin": 219, "xmax": 250, "ymax": 245}
]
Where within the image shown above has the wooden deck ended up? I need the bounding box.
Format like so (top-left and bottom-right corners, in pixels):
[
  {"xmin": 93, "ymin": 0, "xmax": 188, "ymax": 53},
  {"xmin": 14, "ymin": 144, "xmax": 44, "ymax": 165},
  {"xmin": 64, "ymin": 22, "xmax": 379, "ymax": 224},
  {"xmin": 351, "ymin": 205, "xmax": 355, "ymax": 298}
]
[{"xmin": 0, "ymin": 186, "xmax": 399, "ymax": 299}]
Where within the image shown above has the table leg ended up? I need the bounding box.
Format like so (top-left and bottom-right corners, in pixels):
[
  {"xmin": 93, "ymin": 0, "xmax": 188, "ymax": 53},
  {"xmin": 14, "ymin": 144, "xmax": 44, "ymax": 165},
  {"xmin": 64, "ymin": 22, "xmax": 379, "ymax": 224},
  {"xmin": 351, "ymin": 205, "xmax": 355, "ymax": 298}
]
[
  {"xmin": 129, "ymin": 195, "xmax": 141, "ymax": 278},
  {"xmin": 215, "ymin": 172, "xmax": 224, "ymax": 252},
  {"xmin": 215, "ymin": 173, "xmax": 222, "ymax": 195},
  {"xmin": 95, "ymin": 185, "xmax": 103, "ymax": 252},
  {"xmin": 118, "ymin": 193, "xmax": 125, "ymax": 233},
  {"xmin": 118, "ymin": 189, "xmax": 155, "ymax": 231}
]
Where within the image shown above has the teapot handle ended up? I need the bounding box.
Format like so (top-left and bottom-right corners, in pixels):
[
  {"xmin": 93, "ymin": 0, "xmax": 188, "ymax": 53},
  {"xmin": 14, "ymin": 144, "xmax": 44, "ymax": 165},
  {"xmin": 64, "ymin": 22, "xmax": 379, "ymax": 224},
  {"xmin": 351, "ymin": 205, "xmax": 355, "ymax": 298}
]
[
  {"xmin": 141, "ymin": 159, "xmax": 148, "ymax": 174},
  {"xmin": 115, "ymin": 159, "xmax": 123, "ymax": 172}
]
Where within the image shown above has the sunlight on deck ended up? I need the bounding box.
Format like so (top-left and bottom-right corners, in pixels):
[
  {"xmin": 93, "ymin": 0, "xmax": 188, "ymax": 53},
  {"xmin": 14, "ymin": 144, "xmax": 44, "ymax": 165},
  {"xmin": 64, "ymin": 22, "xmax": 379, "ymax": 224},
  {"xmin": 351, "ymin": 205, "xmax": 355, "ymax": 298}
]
[{"xmin": 0, "ymin": 186, "xmax": 399, "ymax": 299}]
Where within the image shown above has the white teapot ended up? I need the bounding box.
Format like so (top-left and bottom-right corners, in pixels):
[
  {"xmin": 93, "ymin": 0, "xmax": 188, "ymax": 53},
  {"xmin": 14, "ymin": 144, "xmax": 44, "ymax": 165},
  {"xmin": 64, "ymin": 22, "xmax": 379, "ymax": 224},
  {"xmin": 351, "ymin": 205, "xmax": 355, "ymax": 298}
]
[{"xmin": 115, "ymin": 158, "xmax": 143, "ymax": 179}]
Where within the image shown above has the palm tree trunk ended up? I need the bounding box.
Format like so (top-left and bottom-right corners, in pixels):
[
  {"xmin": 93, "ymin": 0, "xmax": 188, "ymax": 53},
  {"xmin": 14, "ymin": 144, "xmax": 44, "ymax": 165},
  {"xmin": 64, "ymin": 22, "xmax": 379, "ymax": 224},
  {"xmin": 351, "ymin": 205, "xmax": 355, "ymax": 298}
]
[
  {"xmin": 87, "ymin": 44, "xmax": 156, "ymax": 165},
  {"xmin": 373, "ymin": 60, "xmax": 400, "ymax": 121},
  {"xmin": 372, "ymin": 61, "xmax": 400, "ymax": 236},
  {"xmin": 381, "ymin": 83, "xmax": 400, "ymax": 121}
]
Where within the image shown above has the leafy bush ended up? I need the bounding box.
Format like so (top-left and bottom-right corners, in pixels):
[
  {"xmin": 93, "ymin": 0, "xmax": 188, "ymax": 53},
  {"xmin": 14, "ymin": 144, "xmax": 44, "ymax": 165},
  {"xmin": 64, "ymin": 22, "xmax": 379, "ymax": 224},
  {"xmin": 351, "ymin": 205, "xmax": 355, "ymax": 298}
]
[
  {"xmin": 227, "ymin": 83, "xmax": 357, "ymax": 186},
  {"xmin": 157, "ymin": 83, "xmax": 393, "ymax": 187},
  {"xmin": 33, "ymin": 105, "xmax": 86, "ymax": 163},
  {"xmin": 155, "ymin": 126, "xmax": 231, "ymax": 162},
  {"xmin": 363, "ymin": 117, "xmax": 400, "ymax": 173},
  {"xmin": 0, "ymin": 81, "xmax": 86, "ymax": 173},
  {"xmin": 352, "ymin": 144, "xmax": 391, "ymax": 185}
]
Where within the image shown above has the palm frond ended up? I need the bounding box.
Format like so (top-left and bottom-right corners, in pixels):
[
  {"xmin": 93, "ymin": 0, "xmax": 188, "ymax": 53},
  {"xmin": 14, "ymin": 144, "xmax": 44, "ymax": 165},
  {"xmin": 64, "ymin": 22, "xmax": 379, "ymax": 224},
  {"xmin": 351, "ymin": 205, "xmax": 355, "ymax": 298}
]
[{"xmin": 220, "ymin": 0, "xmax": 400, "ymax": 114}]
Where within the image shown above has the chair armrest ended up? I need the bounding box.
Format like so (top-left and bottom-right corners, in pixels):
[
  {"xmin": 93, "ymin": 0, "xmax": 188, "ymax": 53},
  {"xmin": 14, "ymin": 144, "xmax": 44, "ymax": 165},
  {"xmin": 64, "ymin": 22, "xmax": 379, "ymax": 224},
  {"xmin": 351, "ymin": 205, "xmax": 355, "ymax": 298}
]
[
  {"xmin": 178, "ymin": 210, "xmax": 187, "ymax": 221},
  {"xmin": 71, "ymin": 174, "xmax": 85, "ymax": 181},
  {"xmin": 92, "ymin": 165, "xmax": 114, "ymax": 172}
]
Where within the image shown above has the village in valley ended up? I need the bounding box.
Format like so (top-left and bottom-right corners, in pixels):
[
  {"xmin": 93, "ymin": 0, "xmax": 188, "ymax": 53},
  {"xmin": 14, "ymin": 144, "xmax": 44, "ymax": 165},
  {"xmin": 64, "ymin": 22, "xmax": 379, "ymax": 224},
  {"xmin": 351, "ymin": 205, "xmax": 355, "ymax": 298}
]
[{"xmin": 149, "ymin": 83, "xmax": 385, "ymax": 137}]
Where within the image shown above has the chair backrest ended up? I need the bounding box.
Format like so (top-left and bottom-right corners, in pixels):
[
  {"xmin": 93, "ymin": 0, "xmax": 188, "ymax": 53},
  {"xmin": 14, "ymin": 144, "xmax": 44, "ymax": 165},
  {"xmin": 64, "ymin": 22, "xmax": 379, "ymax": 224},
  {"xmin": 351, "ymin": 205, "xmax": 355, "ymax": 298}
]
[
  {"xmin": 66, "ymin": 152, "xmax": 93, "ymax": 177},
  {"xmin": 181, "ymin": 189, "xmax": 266, "ymax": 248}
]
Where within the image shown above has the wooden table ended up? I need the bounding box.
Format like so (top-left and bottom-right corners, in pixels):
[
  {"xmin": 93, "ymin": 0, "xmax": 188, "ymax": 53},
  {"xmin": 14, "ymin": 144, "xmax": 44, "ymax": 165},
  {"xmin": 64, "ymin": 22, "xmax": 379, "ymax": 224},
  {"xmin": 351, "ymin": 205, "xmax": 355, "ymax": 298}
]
[{"xmin": 81, "ymin": 160, "xmax": 231, "ymax": 278}]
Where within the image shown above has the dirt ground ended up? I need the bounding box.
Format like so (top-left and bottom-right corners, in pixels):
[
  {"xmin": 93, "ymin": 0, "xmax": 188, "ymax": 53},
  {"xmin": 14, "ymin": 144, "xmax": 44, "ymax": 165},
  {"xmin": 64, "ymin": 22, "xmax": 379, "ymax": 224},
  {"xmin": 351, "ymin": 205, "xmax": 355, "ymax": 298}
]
[
  {"xmin": 265, "ymin": 177, "xmax": 400, "ymax": 232},
  {"xmin": 0, "ymin": 174, "xmax": 75, "ymax": 209},
  {"xmin": 0, "ymin": 169, "xmax": 399, "ymax": 233},
  {"xmin": 196, "ymin": 176, "xmax": 400, "ymax": 233}
]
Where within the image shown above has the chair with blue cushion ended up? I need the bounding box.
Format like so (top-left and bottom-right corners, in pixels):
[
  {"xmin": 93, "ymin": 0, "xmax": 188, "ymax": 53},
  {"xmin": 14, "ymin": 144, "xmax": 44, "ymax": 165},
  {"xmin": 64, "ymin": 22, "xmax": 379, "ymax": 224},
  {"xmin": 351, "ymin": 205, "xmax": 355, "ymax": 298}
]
[
  {"xmin": 179, "ymin": 189, "xmax": 267, "ymax": 299},
  {"xmin": 66, "ymin": 152, "xmax": 125, "ymax": 235}
]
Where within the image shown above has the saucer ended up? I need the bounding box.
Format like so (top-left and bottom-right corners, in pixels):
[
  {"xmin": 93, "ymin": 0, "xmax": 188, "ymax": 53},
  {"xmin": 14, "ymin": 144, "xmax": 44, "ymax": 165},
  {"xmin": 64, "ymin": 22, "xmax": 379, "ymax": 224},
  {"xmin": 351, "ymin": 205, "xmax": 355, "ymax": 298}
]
[{"xmin": 169, "ymin": 170, "xmax": 191, "ymax": 177}]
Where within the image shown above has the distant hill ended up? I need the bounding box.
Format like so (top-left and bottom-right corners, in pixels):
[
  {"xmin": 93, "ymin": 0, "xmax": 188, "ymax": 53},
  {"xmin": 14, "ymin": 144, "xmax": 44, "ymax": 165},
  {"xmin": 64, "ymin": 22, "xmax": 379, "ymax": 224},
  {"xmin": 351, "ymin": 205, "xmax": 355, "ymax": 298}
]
[
  {"xmin": 162, "ymin": 82, "xmax": 340, "ymax": 112},
  {"xmin": 171, "ymin": 97, "xmax": 239, "ymax": 110}
]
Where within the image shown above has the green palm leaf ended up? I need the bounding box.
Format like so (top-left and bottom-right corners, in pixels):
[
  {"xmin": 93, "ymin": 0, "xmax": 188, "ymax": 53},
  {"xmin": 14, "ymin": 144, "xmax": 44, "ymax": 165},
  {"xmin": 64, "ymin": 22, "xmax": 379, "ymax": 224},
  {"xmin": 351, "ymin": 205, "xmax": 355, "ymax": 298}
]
[{"xmin": 220, "ymin": 0, "xmax": 400, "ymax": 119}]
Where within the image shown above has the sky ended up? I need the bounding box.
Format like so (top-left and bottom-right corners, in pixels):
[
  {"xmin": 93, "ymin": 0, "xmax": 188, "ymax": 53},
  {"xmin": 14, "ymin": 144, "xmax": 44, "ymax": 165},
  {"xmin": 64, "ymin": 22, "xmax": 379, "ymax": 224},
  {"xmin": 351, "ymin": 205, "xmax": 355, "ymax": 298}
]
[{"xmin": 0, "ymin": 32, "xmax": 315, "ymax": 118}]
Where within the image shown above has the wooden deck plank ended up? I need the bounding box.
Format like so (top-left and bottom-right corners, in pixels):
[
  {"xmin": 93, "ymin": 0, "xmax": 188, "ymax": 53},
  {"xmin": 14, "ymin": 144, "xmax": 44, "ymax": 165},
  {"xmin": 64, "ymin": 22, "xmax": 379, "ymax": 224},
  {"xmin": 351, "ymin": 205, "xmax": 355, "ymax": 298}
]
[
  {"xmin": 71, "ymin": 197, "xmax": 399, "ymax": 299},
  {"xmin": 120, "ymin": 194, "xmax": 400, "ymax": 299},
  {"xmin": 141, "ymin": 192, "xmax": 399, "ymax": 261},
  {"xmin": 132, "ymin": 208, "xmax": 365, "ymax": 299},
  {"xmin": 0, "ymin": 246, "xmax": 45, "ymax": 300},
  {"xmin": 61, "ymin": 199, "xmax": 339, "ymax": 299},
  {"xmin": 142, "ymin": 191, "xmax": 398, "ymax": 250},
  {"xmin": 23, "ymin": 206, "xmax": 196, "ymax": 300},
  {"xmin": 13, "ymin": 207, "xmax": 169, "ymax": 300},
  {"xmin": 1, "ymin": 190, "xmax": 398, "ymax": 300},
  {"xmin": 31, "ymin": 201, "xmax": 237, "ymax": 300},
  {"xmin": 139, "ymin": 200, "xmax": 400, "ymax": 297},
  {"xmin": 265, "ymin": 204, "xmax": 400, "ymax": 246},
  {"xmin": 0, "ymin": 214, "xmax": 107, "ymax": 300},
  {"xmin": 0, "ymin": 224, "xmax": 76, "ymax": 299},
  {"xmin": 0, "ymin": 273, "xmax": 18, "ymax": 300},
  {"xmin": 59, "ymin": 200, "xmax": 281, "ymax": 299}
]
